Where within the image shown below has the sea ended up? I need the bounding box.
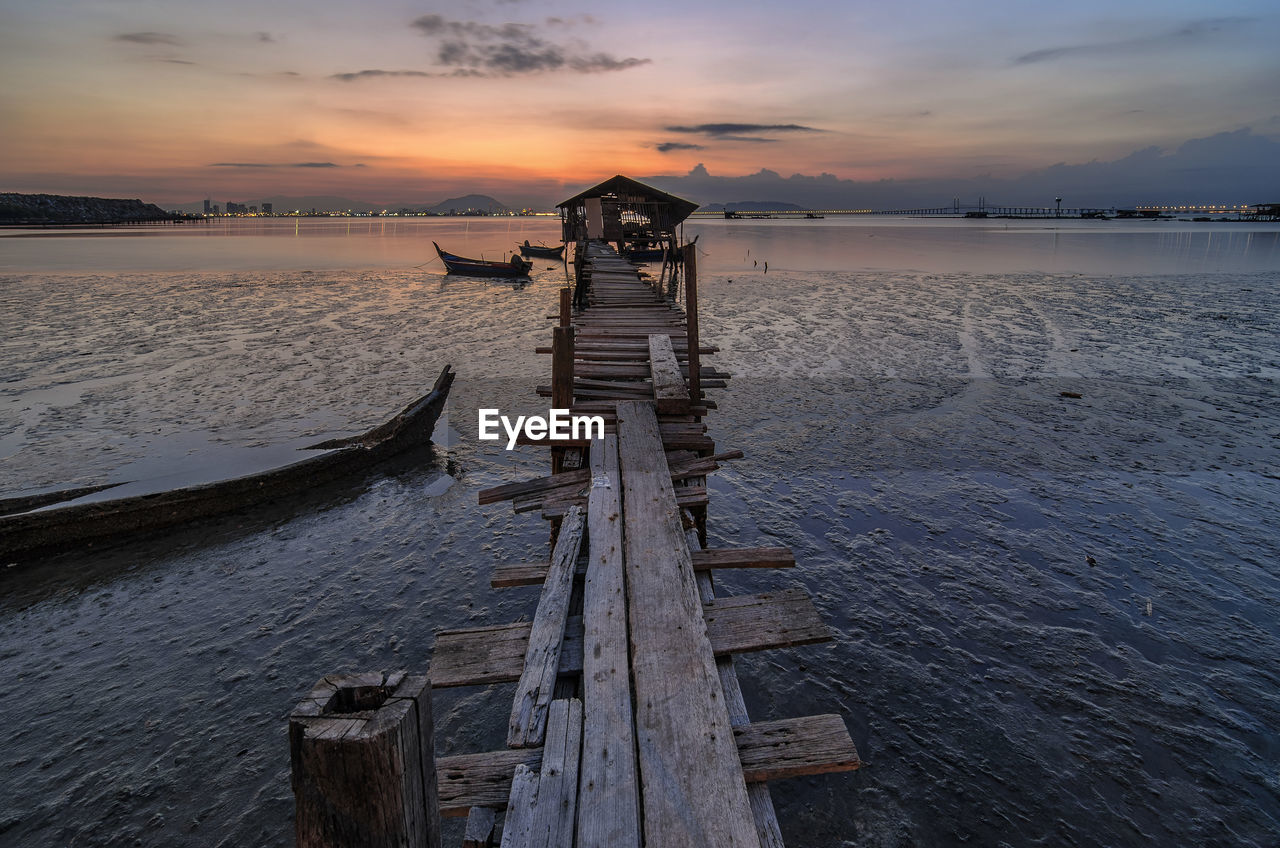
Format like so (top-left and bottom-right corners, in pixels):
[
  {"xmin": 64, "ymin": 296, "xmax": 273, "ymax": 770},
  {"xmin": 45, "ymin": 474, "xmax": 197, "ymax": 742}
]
[{"xmin": 1, "ymin": 215, "xmax": 1278, "ymax": 847}]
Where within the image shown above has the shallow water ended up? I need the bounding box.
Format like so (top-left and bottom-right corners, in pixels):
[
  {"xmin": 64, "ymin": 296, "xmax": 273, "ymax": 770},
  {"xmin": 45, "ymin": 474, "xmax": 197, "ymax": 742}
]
[{"xmin": 2, "ymin": 217, "xmax": 1278, "ymax": 846}]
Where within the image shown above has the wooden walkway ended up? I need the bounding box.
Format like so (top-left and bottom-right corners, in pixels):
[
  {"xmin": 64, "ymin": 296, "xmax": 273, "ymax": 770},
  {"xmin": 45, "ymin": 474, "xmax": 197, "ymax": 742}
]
[{"xmin": 430, "ymin": 242, "xmax": 859, "ymax": 846}]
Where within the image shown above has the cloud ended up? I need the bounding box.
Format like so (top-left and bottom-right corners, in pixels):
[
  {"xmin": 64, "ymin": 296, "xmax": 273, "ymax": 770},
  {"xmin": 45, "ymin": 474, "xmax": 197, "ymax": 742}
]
[
  {"xmin": 666, "ymin": 123, "xmax": 824, "ymax": 137},
  {"xmin": 409, "ymin": 13, "xmax": 648, "ymax": 76},
  {"xmin": 1013, "ymin": 17, "xmax": 1253, "ymax": 65},
  {"xmin": 115, "ymin": 31, "xmax": 184, "ymax": 46},
  {"xmin": 209, "ymin": 162, "xmax": 344, "ymax": 168},
  {"xmin": 639, "ymin": 127, "xmax": 1280, "ymax": 209},
  {"xmin": 256, "ymin": 32, "xmax": 275, "ymax": 43},
  {"xmin": 331, "ymin": 69, "xmax": 438, "ymax": 82},
  {"xmin": 657, "ymin": 142, "xmax": 706, "ymax": 153}
]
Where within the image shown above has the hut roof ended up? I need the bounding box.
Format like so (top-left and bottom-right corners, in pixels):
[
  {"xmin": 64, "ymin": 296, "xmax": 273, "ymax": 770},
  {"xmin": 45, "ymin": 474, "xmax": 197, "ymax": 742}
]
[{"xmin": 557, "ymin": 175, "xmax": 698, "ymax": 224}]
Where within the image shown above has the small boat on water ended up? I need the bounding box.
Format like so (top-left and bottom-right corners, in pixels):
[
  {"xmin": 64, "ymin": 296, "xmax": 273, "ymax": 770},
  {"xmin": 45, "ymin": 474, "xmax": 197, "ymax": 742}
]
[
  {"xmin": 518, "ymin": 240, "xmax": 565, "ymax": 260},
  {"xmin": 434, "ymin": 242, "xmax": 532, "ymax": 277},
  {"xmin": 0, "ymin": 366, "xmax": 455, "ymax": 559}
]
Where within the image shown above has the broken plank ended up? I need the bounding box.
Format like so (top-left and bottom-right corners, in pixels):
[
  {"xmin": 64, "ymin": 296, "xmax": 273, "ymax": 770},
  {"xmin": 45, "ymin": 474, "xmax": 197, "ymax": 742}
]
[
  {"xmin": 508, "ymin": 505, "xmax": 585, "ymax": 748},
  {"xmin": 529, "ymin": 699, "xmax": 582, "ymax": 847},
  {"xmin": 648, "ymin": 332, "xmax": 690, "ymax": 414},
  {"xmin": 735, "ymin": 714, "xmax": 862, "ymax": 782},
  {"xmin": 497, "ymin": 764, "xmax": 539, "ymax": 846},
  {"xmin": 690, "ymin": 546, "xmax": 796, "ymax": 570}
]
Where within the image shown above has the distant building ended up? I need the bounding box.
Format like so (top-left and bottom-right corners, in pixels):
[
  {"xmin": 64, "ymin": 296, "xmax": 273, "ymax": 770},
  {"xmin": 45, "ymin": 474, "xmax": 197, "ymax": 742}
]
[
  {"xmin": 212, "ymin": 204, "xmax": 220, "ymax": 214},
  {"xmin": 203, "ymin": 198, "xmax": 211, "ymax": 215},
  {"xmin": 249, "ymin": 205, "xmax": 258, "ymax": 214},
  {"xmin": 261, "ymin": 202, "xmax": 272, "ymax": 215}
]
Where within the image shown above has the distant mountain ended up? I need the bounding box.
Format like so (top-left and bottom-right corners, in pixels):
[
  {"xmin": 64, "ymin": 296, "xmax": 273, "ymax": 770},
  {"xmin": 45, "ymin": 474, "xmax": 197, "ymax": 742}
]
[{"xmin": 424, "ymin": 194, "xmax": 509, "ymax": 214}]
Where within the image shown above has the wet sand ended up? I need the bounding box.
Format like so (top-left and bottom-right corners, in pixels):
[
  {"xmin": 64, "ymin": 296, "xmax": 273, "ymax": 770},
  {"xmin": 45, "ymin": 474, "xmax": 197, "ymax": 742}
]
[{"xmin": 2, "ymin": 218, "xmax": 1278, "ymax": 846}]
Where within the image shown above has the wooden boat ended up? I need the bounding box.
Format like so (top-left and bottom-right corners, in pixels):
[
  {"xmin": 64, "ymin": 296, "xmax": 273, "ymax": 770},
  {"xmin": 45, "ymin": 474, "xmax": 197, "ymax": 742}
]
[
  {"xmin": 518, "ymin": 240, "xmax": 565, "ymax": 260},
  {"xmin": 0, "ymin": 366, "xmax": 455, "ymax": 559},
  {"xmin": 434, "ymin": 242, "xmax": 532, "ymax": 277}
]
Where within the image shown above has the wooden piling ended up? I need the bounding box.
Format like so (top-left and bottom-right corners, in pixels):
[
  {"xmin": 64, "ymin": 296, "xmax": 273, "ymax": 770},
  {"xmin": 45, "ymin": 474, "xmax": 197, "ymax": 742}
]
[
  {"xmin": 559, "ymin": 287, "xmax": 572, "ymax": 328},
  {"xmin": 684, "ymin": 247, "xmax": 702, "ymax": 406},
  {"xmin": 289, "ymin": 672, "xmax": 440, "ymax": 848}
]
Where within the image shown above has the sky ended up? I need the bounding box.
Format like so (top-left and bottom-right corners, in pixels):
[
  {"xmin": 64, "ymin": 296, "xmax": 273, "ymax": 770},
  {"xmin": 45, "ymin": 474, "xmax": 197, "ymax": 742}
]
[{"xmin": 1, "ymin": 0, "xmax": 1278, "ymax": 209}]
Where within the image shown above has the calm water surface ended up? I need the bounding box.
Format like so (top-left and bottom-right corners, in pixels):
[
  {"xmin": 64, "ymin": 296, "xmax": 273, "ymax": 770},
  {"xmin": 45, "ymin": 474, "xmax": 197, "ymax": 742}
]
[{"xmin": 1, "ymin": 217, "xmax": 1278, "ymax": 846}]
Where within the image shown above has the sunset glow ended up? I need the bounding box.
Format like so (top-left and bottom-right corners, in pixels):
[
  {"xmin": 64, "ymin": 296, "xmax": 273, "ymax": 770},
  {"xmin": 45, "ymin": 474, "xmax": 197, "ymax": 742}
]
[{"xmin": 2, "ymin": 0, "xmax": 1278, "ymax": 208}]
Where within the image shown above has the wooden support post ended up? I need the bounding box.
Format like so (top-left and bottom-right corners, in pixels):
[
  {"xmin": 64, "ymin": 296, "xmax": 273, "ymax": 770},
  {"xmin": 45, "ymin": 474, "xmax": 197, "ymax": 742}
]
[
  {"xmin": 289, "ymin": 671, "xmax": 441, "ymax": 848},
  {"xmin": 551, "ymin": 325, "xmax": 575, "ymax": 474},
  {"xmin": 684, "ymin": 246, "xmax": 702, "ymax": 407},
  {"xmin": 559, "ymin": 287, "xmax": 572, "ymax": 328}
]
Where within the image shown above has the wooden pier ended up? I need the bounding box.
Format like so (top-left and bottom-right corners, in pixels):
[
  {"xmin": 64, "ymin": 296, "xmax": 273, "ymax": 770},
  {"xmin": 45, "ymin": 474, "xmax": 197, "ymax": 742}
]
[{"xmin": 288, "ymin": 178, "xmax": 859, "ymax": 847}]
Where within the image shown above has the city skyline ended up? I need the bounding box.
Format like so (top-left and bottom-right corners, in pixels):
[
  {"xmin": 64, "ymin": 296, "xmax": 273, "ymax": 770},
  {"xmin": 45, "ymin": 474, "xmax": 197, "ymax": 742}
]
[{"xmin": 2, "ymin": 0, "xmax": 1278, "ymax": 208}]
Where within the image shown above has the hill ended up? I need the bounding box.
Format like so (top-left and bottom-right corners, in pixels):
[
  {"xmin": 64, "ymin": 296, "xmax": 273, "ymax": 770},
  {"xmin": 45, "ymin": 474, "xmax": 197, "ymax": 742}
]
[
  {"xmin": 0, "ymin": 193, "xmax": 178, "ymax": 223},
  {"xmin": 424, "ymin": 194, "xmax": 509, "ymax": 214}
]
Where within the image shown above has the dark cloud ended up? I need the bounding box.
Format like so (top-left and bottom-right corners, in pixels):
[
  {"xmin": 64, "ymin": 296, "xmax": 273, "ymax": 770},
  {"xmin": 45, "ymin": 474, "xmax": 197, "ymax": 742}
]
[
  {"xmin": 292, "ymin": 162, "xmax": 339, "ymax": 168},
  {"xmin": 115, "ymin": 31, "xmax": 183, "ymax": 46},
  {"xmin": 161, "ymin": 58, "xmax": 196, "ymax": 65},
  {"xmin": 256, "ymin": 32, "xmax": 275, "ymax": 43},
  {"xmin": 331, "ymin": 69, "xmax": 437, "ymax": 82},
  {"xmin": 409, "ymin": 13, "xmax": 647, "ymax": 76},
  {"xmin": 657, "ymin": 142, "xmax": 706, "ymax": 153},
  {"xmin": 666, "ymin": 123, "xmax": 823, "ymax": 136},
  {"xmin": 1013, "ymin": 17, "xmax": 1253, "ymax": 65},
  {"xmin": 640, "ymin": 128, "xmax": 1280, "ymax": 209}
]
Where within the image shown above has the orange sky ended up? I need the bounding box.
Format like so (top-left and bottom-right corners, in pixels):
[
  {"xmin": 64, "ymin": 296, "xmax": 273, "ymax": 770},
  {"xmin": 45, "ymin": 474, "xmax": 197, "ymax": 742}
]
[{"xmin": 2, "ymin": 1, "xmax": 1278, "ymax": 207}]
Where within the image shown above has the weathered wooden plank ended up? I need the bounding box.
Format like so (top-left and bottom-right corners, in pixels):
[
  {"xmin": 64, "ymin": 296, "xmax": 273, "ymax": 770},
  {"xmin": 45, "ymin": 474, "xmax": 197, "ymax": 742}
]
[
  {"xmin": 477, "ymin": 469, "xmax": 589, "ymax": 505},
  {"xmin": 436, "ymin": 714, "xmax": 859, "ymax": 816},
  {"xmin": 538, "ymin": 484, "xmax": 707, "ymax": 519},
  {"xmin": 614, "ymin": 400, "xmax": 761, "ymax": 848},
  {"xmin": 648, "ymin": 332, "xmax": 690, "ymax": 414},
  {"xmin": 487, "ymin": 450, "xmax": 737, "ymax": 513},
  {"xmin": 497, "ymin": 764, "xmax": 539, "ymax": 846},
  {"xmin": 431, "ymin": 588, "xmax": 828, "ymax": 687},
  {"xmin": 734, "ymin": 715, "xmax": 862, "ymax": 782},
  {"xmin": 429, "ymin": 623, "xmax": 534, "ymax": 688},
  {"xmin": 438, "ymin": 749, "xmax": 540, "ymax": 817},
  {"xmin": 463, "ymin": 806, "xmax": 496, "ymax": 848},
  {"xmin": 577, "ymin": 435, "xmax": 640, "ymax": 848},
  {"xmin": 691, "ymin": 546, "xmax": 795, "ymax": 570},
  {"xmin": 491, "ymin": 543, "xmax": 788, "ymax": 589},
  {"xmin": 529, "ymin": 699, "xmax": 582, "ymax": 847},
  {"xmin": 508, "ymin": 505, "xmax": 585, "ymax": 748},
  {"xmin": 701, "ymin": 588, "xmax": 830, "ymax": 653}
]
